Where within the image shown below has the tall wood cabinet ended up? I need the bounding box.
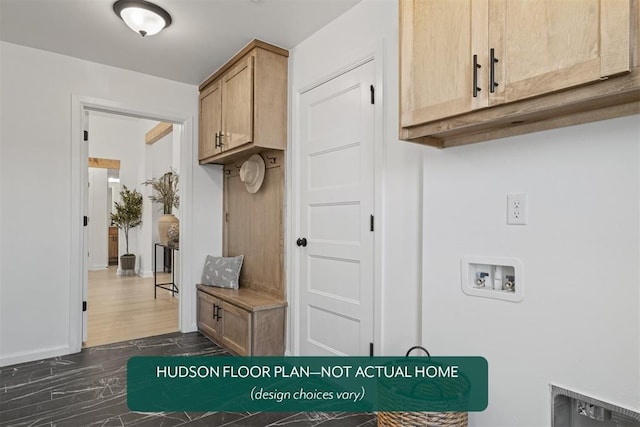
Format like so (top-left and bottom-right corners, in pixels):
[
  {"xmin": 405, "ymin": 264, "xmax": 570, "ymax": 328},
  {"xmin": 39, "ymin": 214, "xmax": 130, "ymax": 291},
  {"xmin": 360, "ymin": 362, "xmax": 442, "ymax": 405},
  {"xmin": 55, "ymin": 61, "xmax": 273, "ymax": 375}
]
[
  {"xmin": 199, "ymin": 40, "xmax": 288, "ymax": 164},
  {"xmin": 197, "ymin": 41, "xmax": 288, "ymax": 356},
  {"xmin": 197, "ymin": 151, "xmax": 287, "ymax": 356},
  {"xmin": 400, "ymin": 0, "xmax": 639, "ymax": 148}
]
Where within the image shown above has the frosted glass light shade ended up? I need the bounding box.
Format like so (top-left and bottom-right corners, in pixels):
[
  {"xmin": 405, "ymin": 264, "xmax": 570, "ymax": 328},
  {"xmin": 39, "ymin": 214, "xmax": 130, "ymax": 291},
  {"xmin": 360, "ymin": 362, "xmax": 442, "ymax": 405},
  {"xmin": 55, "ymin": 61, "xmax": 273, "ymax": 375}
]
[{"xmin": 113, "ymin": 0, "xmax": 172, "ymax": 37}]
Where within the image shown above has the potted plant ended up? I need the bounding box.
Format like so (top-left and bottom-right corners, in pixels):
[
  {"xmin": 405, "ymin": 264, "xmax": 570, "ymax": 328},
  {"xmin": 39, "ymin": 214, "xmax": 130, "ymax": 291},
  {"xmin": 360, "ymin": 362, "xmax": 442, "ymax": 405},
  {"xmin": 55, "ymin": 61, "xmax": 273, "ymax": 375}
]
[
  {"xmin": 110, "ymin": 185, "xmax": 143, "ymax": 275},
  {"xmin": 143, "ymin": 170, "xmax": 179, "ymax": 245}
]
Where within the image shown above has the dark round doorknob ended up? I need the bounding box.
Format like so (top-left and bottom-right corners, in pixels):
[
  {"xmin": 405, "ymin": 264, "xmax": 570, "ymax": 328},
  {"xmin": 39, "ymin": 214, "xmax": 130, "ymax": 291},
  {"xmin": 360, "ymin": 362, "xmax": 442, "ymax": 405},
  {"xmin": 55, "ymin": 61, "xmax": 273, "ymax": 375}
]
[{"xmin": 296, "ymin": 237, "xmax": 307, "ymax": 247}]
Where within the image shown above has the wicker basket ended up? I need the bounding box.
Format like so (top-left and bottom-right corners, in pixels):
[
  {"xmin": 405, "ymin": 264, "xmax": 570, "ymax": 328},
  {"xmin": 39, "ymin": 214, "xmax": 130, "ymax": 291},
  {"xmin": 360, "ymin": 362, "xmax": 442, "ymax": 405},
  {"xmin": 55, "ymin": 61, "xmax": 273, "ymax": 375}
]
[
  {"xmin": 377, "ymin": 346, "xmax": 469, "ymax": 427},
  {"xmin": 377, "ymin": 410, "xmax": 468, "ymax": 426}
]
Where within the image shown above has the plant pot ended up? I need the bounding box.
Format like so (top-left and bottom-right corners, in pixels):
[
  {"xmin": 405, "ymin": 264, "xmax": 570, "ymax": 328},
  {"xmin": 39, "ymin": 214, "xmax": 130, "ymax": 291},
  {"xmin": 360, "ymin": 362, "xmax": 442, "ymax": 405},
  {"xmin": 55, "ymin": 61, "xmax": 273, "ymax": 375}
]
[
  {"xmin": 158, "ymin": 214, "xmax": 179, "ymax": 245},
  {"xmin": 120, "ymin": 254, "xmax": 136, "ymax": 276},
  {"xmin": 167, "ymin": 223, "xmax": 180, "ymax": 246}
]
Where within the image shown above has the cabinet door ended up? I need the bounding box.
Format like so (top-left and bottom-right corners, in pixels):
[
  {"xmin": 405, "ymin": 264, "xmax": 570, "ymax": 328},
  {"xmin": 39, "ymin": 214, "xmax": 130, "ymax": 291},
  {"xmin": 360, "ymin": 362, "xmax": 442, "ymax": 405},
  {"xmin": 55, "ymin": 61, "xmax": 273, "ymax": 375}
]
[
  {"xmin": 221, "ymin": 56, "xmax": 254, "ymax": 151},
  {"xmin": 490, "ymin": 0, "xmax": 630, "ymax": 105},
  {"xmin": 219, "ymin": 302, "xmax": 251, "ymax": 355},
  {"xmin": 400, "ymin": 0, "xmax": 487, "ymax": 127},
  {"xmin": 197, "ymin": 291, "xmax": 220, "ymax": 339},
  {"xmin": 199, "ymin": 81, "xmax": 223, "ymax": 160}
]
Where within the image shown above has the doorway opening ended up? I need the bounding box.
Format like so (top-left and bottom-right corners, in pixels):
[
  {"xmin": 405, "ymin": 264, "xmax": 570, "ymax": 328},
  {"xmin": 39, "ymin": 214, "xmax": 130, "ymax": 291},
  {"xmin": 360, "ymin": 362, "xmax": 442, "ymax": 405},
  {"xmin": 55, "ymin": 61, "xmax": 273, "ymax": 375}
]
[{"xmin": 83, "ymin": 111, "xmax": 181, "ymax": 347}]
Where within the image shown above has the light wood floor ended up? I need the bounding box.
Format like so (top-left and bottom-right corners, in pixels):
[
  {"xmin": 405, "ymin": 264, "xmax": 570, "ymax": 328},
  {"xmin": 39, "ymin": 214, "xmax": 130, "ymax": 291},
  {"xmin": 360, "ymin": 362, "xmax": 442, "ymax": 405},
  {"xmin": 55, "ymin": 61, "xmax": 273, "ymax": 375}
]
[{"xmin": 84, "ymin": 266, "xmax": 179, "ymax": 348}]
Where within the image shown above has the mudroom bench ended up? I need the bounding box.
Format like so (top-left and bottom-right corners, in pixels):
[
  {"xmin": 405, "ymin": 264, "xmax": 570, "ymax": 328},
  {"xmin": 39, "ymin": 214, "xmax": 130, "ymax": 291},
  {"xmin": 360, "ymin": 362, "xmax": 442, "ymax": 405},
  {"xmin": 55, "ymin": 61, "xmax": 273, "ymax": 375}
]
[{"xmin": 197, "ymin": 284, "xmax": 287, "ymax": 356}]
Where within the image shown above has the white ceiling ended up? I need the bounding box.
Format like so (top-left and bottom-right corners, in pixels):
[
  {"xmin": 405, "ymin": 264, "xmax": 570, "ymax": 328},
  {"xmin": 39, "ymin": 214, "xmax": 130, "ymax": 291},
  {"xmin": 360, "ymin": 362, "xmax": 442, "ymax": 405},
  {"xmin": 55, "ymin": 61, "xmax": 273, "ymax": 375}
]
[{"xmin": 0, "ymin": 0, "xmax": 362, "ymax": 85}]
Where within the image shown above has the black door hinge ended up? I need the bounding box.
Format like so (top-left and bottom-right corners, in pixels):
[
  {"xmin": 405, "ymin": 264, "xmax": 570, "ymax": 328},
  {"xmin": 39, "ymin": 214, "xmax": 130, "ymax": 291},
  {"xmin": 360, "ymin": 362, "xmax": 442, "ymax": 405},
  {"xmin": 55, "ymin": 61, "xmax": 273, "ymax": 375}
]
[
  {"xmin": 83, "ymin": 216, "xmax": 89, "ymax": 226},
  {"xmin": 370, "ymin": 85, "xmax": 375, "ymax": 104},
  {"xmin": 370, "ymin": 214, "xmax": 374, "ymax": 232},
  {"xmin": 82, "ymin": 301, "xmax": 87, "ymax": 312},
  {"xmin": 83, "ymin": 130, "xmax": 88, "ymax": 141},
  {"xmin": 369, "ymin": 342, "xmax": 374, "ymax": 356}
]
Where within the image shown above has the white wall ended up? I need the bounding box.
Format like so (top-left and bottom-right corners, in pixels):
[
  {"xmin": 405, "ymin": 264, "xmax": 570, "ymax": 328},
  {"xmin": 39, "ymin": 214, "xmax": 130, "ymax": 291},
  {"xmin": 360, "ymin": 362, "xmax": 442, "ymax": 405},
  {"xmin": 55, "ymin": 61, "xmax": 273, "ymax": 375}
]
[
  {"xmin": 291, "ymin": 0, "xmax": 640, "ymax": 424},
  {"xmin": 149, "ymin": 128, "xmax": 175, "ymax": 242},
  {"xmin": 290, "ymin": 0, "xmax": 424, "ymax": 357},
  {"xmin": 423, "ymin": 116, "xmax": 640, "ymax": 425},
  {"xmin": 0, "ymin": 41, "xmax": 223, "ymax": 366},
  {"xmin": 147, "ymin": 128, "xmax": 178, "ymax": 274},
  {"xmin": 0, "ymin": 40, "xmax": 4, "ymax": 362}
]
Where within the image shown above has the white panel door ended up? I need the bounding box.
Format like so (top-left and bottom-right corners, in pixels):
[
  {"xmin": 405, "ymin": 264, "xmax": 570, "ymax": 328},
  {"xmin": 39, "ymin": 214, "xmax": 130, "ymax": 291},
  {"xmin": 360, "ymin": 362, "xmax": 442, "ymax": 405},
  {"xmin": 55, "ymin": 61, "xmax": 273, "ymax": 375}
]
[{"xmin": 298, "ymin": 60, "xmax": 375, "ymax": 356}]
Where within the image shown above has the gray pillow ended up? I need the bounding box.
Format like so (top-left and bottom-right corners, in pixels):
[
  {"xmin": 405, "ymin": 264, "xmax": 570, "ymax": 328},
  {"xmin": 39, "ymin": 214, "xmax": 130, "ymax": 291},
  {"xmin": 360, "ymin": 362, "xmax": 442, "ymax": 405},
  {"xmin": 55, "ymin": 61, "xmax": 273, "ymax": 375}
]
[{"xmin": 201, "ymin": 255, "xmax": 244, "ymax": 289}]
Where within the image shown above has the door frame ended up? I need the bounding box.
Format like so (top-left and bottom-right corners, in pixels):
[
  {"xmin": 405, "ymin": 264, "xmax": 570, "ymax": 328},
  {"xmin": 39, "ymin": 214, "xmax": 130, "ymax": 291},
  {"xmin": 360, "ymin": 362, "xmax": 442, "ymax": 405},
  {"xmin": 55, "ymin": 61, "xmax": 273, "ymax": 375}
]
[
  {"xmin": 70, "ymin": 95, "xmax": 195, "ymax": 352},
  {"xmin": 287, "ymin": 41, "xmax": 384, "ymax": 355}
]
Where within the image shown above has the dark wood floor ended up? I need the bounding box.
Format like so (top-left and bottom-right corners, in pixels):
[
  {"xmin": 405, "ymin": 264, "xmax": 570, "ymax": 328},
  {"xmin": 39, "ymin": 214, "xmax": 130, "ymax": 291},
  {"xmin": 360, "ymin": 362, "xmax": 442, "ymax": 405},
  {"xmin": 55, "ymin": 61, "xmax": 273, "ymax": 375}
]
[{"xmin": 0, "ymin": 332, "xmax": 376, "ymax": 426}]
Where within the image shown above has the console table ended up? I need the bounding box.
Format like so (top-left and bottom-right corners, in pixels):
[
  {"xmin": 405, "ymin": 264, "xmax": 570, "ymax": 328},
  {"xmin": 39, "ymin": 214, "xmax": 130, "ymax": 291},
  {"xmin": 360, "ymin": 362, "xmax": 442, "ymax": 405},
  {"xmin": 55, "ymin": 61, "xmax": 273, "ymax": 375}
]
[{"xmin": 154, "ymin": 243, "xmax": 178, "ymax": 299}]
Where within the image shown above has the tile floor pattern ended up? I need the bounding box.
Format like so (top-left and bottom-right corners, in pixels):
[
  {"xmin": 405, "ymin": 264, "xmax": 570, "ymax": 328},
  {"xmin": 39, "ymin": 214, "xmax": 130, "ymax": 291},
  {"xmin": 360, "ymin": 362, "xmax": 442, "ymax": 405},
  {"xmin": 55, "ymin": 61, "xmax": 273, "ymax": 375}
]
[{"xmin": 0, "ymin": 332, "xmax": 376, "ymax": 426}]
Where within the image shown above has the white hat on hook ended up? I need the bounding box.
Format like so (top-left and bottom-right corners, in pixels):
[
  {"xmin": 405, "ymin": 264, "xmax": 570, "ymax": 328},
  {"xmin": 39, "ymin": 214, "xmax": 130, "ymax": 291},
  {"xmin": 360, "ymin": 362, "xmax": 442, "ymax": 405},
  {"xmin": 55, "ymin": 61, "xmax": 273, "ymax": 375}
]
[{"xmin": 239, "ymin": 154, "xmax": 266, "ymax": 194}]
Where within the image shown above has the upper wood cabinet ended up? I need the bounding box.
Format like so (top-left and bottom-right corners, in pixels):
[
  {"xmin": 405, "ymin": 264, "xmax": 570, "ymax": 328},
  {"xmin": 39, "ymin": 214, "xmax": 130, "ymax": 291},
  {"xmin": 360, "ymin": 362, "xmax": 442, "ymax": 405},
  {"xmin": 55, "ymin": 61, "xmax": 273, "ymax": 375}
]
[
  {"xmin": 491, "ymin": 0, "xmax": 629, "ymax": 105},
  {"xmin": 400, "ymin": 0, "xmax": 483, "ymax": 126},
  {"xmin": 199, "ymin": 80, "xmax": 222, "ymax": 159},
  {"xmin": 199, "ymin": 40, "xmax": 288, "ymax": 164},
  {"xmin": 400, "ymin": 0, "xmax": 639, "ymax": 148},
  {"xmin": 221, "ymin": 56, "xmax": 254, "ymax": 151}
]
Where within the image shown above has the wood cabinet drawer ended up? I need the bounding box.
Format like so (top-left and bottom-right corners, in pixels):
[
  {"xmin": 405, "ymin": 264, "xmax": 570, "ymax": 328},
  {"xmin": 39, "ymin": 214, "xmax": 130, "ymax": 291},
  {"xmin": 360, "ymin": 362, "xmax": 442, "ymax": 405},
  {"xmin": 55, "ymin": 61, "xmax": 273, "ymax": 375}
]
[
  {"xmin": 196, "ymin": 287, "xmax": 286, "ymax": 356},
  {"xmin": 197, "ymin": 291, "xmax": 219, "ymax": 339},
  {"xmin": 219, "ymin": 302, "xmax": 251, "ymax": 356}
]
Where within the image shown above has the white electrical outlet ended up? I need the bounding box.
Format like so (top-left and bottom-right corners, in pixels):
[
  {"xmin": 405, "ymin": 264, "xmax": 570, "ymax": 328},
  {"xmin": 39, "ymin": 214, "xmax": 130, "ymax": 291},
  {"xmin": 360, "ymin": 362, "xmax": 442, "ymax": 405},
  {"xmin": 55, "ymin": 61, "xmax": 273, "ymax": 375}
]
[{"xmin": 507, "ymin": 193, "xmax": 527, "ymax": 225}]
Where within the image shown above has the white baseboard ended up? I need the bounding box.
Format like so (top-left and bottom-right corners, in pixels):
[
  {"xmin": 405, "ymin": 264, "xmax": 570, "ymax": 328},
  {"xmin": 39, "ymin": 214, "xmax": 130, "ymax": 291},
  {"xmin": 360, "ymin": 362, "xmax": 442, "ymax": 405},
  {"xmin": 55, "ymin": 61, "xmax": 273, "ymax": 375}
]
[
  {"xmin": 89, "ymin": 264, "xmax": 108, "ymax": 271},
  {"xmin": 140, "ymin": 270, "xmax": 154, "ymax": 278},
  {"xmin": 183, "ymin": 322, "xmax": 197, "ymax": 333},
  {"xmin": 0, "ymin": 344, "xmax": 74, "ymax": 367}
]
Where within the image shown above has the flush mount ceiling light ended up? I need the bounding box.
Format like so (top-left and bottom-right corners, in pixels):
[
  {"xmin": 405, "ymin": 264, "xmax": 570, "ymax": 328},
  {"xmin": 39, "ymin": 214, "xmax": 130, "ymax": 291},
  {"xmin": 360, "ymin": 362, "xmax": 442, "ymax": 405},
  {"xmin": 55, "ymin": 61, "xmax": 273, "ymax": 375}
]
[{"xmin": 113, "ymin": 0, "xmax": 172, "ymax": 37}]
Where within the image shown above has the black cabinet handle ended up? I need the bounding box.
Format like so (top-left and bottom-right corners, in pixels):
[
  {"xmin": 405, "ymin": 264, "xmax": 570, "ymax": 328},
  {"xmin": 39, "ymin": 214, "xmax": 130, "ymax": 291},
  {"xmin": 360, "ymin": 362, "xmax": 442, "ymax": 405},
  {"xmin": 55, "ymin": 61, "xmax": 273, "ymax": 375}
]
[
  {"xmin": 213, "ymin": 304, "xmax": 218, "ymax": 319},
  {"xmin": 473, "ymin": 54, "xmax": 481, "ymax": 98},
  {"xmin": 215, "ymin": 131, "xmax": 225, "ymax": 148},
  {"xmin": 296, "ymin": 237, "xmax": 307, "ymax": 247},
  {"xmin": 490, "ymin": 48, "xmax": 499, "ymax": 93},
  {"xmin": 216, "ymin": 306, "xmax": 222, "ymax": 321}
]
